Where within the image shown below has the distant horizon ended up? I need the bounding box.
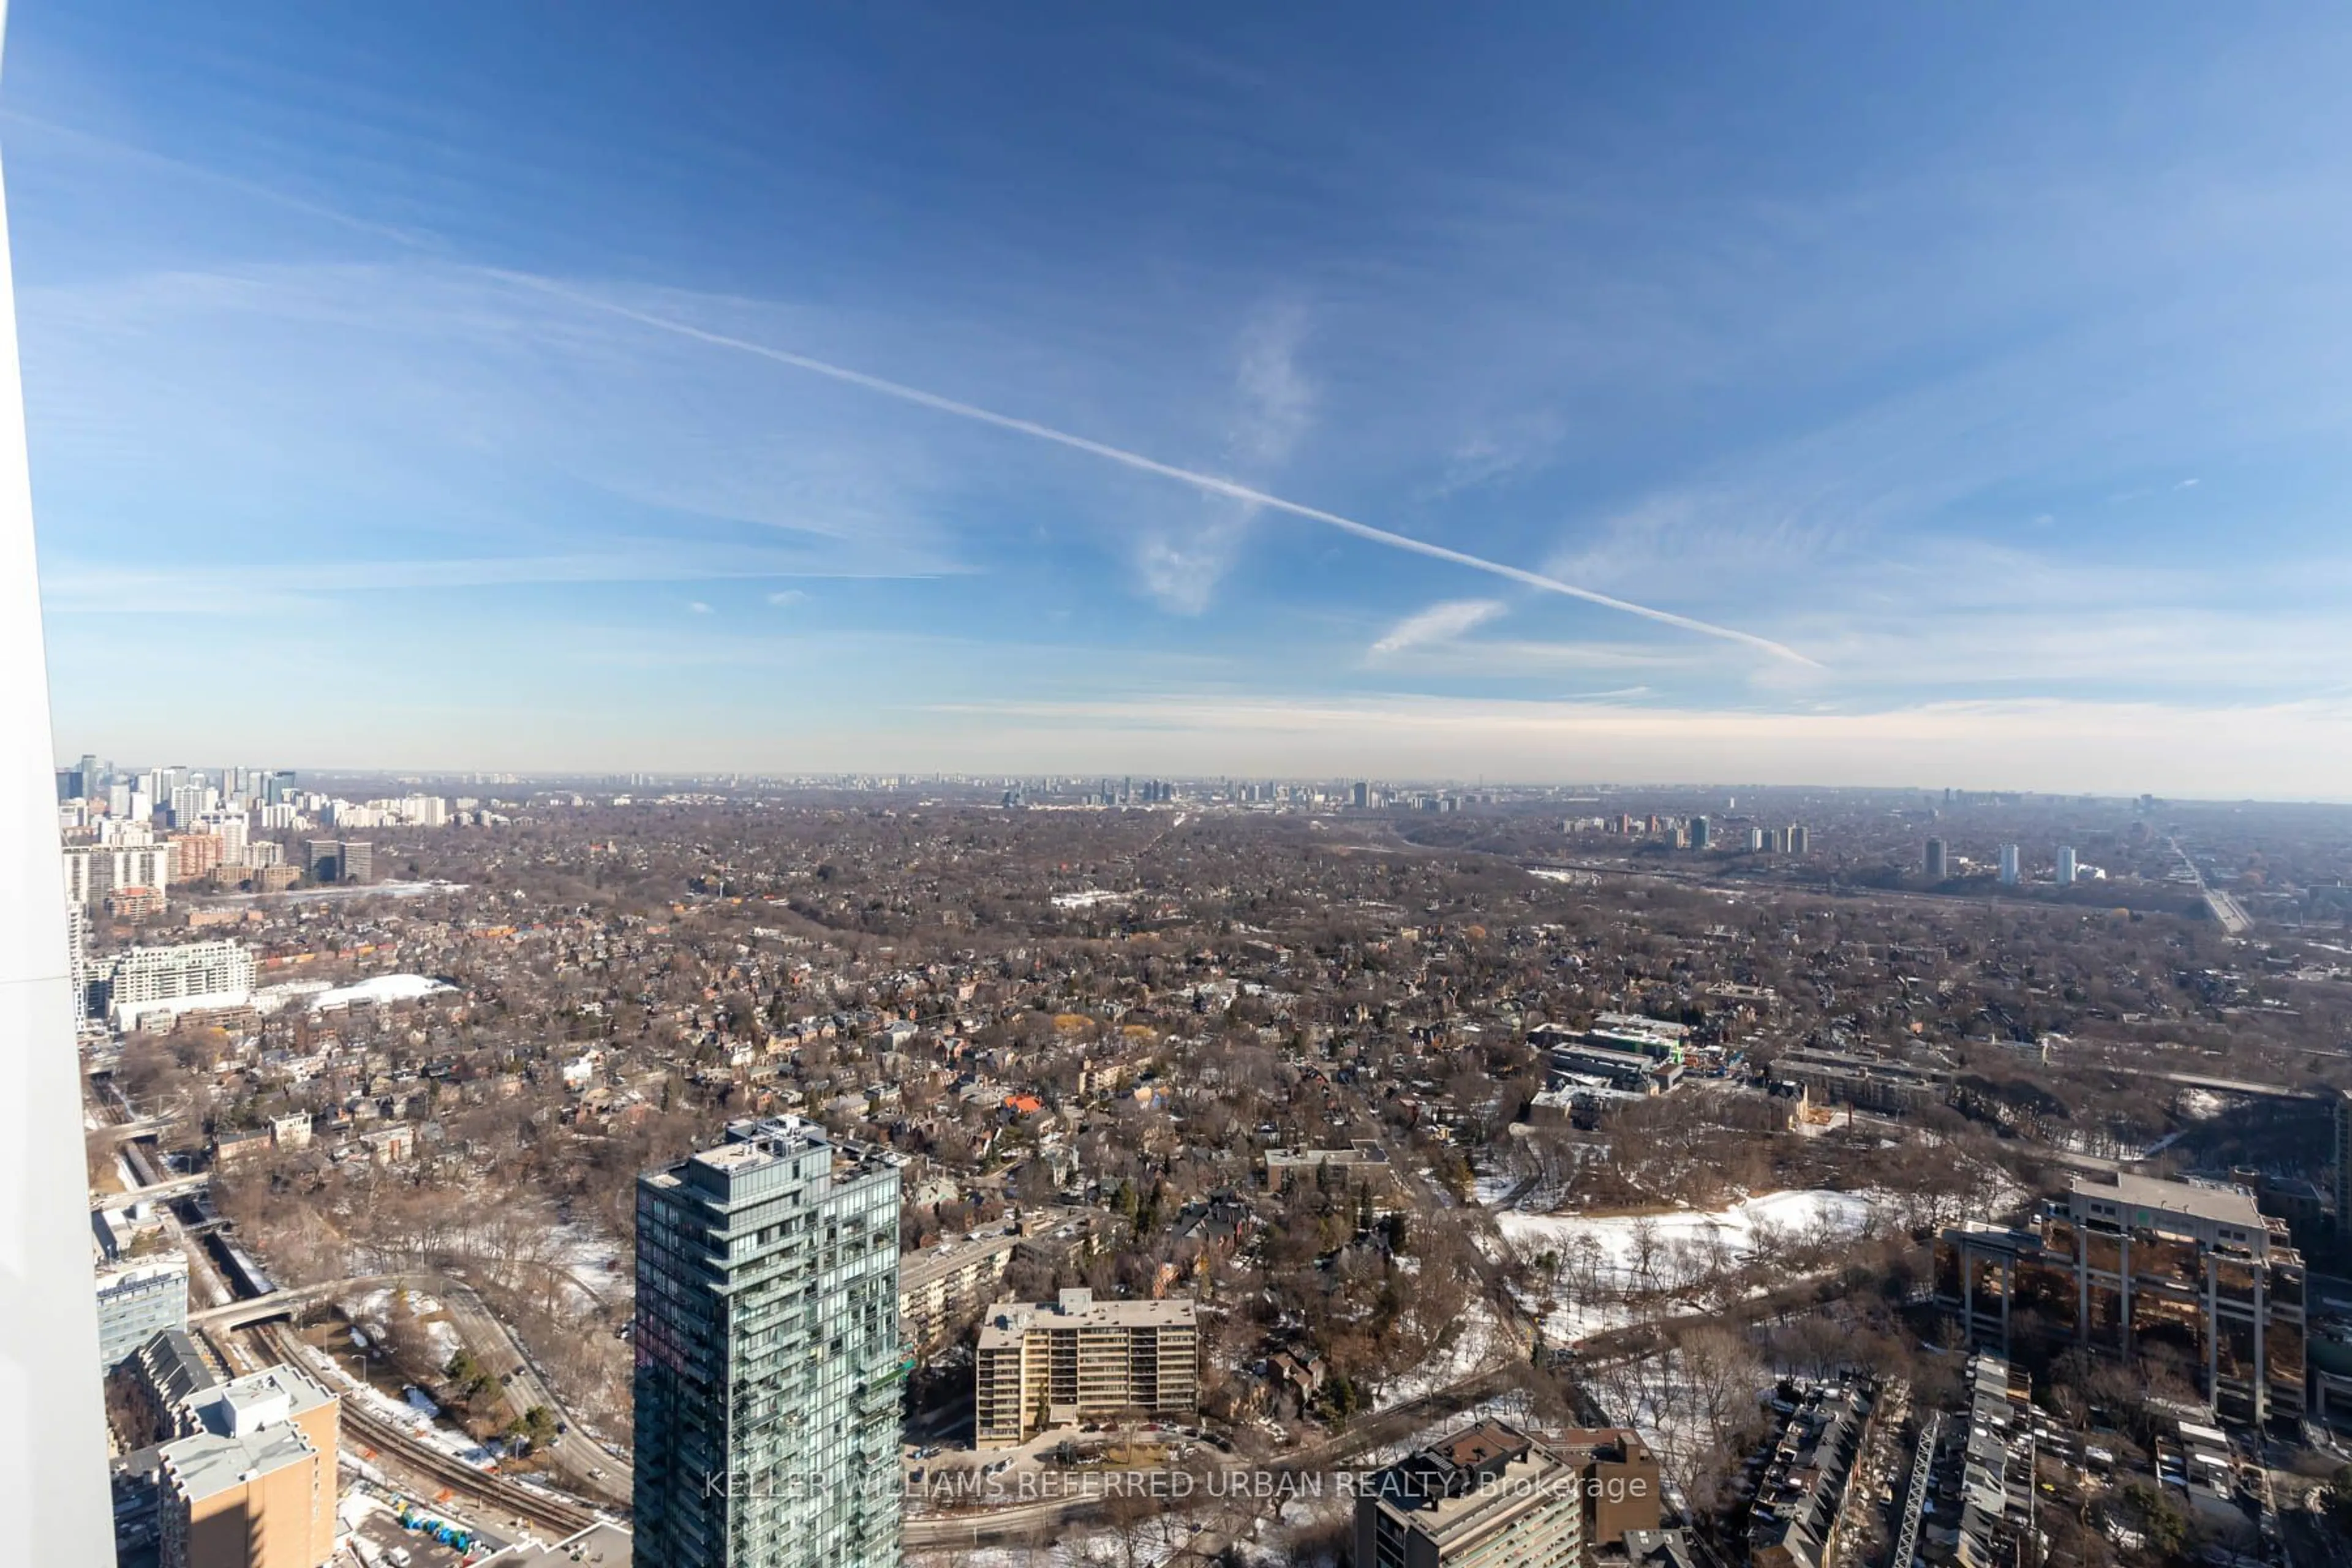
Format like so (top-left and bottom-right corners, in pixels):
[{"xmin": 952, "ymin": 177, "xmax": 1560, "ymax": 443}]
[{"xmin": 53, "ymin": 748, "xmax": 2352, "ymax": 810}]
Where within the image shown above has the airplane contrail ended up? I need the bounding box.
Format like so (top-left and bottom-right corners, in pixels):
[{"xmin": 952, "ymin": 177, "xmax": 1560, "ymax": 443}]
[{"xmin": 494, "ymin": 270, "xmax": 1819, "ymax": 666}]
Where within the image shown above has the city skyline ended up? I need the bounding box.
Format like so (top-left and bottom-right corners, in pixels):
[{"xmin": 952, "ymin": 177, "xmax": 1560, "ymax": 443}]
[{"xmin": 12, "ymin": 7, "xmax": 2352, "ymax": 793}]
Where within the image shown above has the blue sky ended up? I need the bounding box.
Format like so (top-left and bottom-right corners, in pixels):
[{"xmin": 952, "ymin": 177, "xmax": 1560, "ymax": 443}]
[{"xmin": 10, "ymin": 4, "xmax": 2352, "ymax": 793}]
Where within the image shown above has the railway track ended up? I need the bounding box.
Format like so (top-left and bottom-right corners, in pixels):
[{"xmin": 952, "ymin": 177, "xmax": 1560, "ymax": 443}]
[{"xmin": 251, "ymin": 1323, "xmax": 599, "ymax": 1540}]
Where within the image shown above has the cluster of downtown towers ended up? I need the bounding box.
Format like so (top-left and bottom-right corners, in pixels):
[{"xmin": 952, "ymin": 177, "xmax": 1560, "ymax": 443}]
[{"xmin": 634, "ymin": 1117, "xmax": 908, "ymax": 1568}]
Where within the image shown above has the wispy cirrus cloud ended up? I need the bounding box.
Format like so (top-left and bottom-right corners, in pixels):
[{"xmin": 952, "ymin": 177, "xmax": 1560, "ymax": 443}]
[
  {"xmin": 503, "ymin": 272, "xmax": 1817, "ymax": 663},
  {"xmin": 1368, "ymin": 597, "xmax": 1506, "ymax": 658}
]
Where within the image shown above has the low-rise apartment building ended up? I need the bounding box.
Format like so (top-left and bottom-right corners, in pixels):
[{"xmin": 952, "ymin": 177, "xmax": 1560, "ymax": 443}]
[{"xmin": 973, "ymin": 1289, "xmax": 1198, "ymax": 1447}]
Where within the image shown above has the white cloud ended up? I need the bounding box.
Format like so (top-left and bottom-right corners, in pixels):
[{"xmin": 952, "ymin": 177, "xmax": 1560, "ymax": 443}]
[
  {"xmin": 1227, "ymin": 303, "xmax": 1316, "ymax": 469},
  {"xmin": 1135, "ymin": 303, "xmax": 1317, "ymax": 615},
  {"xmin": 767, "ymin": 589, "xmax": 808, "ymax": 606},
  {"xmin": 1368, "ymin": 598, "xmax": 1508, "ymax": 658},
  {"xmin": 688, "ymin": 601, "xmax": 713, "ymax": 614}
]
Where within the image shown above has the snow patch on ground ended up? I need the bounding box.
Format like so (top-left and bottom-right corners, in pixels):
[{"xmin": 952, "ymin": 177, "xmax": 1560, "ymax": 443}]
[
  {"xmin": 1496, "ymin": 1188, "xmax": 1877, "ymax": 1276},
  {"xmin": 1373, "ymin": 1298, "xmax": 1509, "ymax": 1412},
  {"xmin": 310, "ymin": 973, "xmax": 454, "ymax": 1011},
  {"xmin": 1497, "ymin": 1189, "xmax": 1885, "ymax": 1338},
  {"xmin": 1050, "ymin": 890, "xmax": 1129, "ymax": 910}
]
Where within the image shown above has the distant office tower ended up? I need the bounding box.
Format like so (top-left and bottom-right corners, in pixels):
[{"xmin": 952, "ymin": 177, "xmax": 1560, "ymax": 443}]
[
  {"xmin": 1924, "ymin": 837, "xmax": 1948, "ymax": 880},
  {"xmin": 974, "ymin": 1289, "xmax": 1200, "ymax": 1447},
  {"xmin": 634, "ymin": 1118, "xmax": 904, "ymax": 1568},
  {"xmin": 1746, "ymin": 827, "xmax": 1766, "ymax": 852},
  {"xmin": 1999, "ymin": 844, "xmax": 2020, "ymax": 886},
  {"xmin": 1352, "ymin": 780, "xmax": 1371, "ymax": 809},
  {"xmin": 1357, "ymin": 1420, "xmax": 1583, "ymax": 1568},
  {"xmin": 1689, "ymin": 815, "xmax": 1710, "ymax": 850},
  {"xmin": 264, "ymin": 770, "xmax": 295, "ymax": 807},
  {"xmin": 2055, "ymin": 845, "xmax": 2077, "ymax": 886},
  {"xmin": 1787, "ymin": 824, "xmax": 1809, "ymax": 855},
  {"xmin": 303, "ymin": 838, "xmax": 373, "ymax": 883}
]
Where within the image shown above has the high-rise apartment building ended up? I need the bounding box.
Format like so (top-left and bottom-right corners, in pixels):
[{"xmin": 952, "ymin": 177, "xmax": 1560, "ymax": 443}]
[
  {"xmin": 196, "ymin": 812, "xmax": 249, "ymax": 866},
  {"xmin": 633, "ymin": 1117, "xmax": 904, "ymax": 1568},
  {"xmin": 1788, "ymin": 824, "xmax": 1809, "ymax": 855},
  {"xmin": 156, "ymin": 1363, "xmax": 341, "ymax": 1568},
  {"xmin": 168, "ymin": 832, "xmax": 223, "ymax": 883},
  {"xmin": 1356, "ymin": 1420, "xmax": 1583, "ymax": 1568},
  {"xmin": 973, "ymin": 1288, "xmax": 1199, "ymax": 1447},
  {"xmin": 2056, "ymin": 846, "xmax": 2078, "ymax": 886},
  {"xmin": 1689, "ymin": 815, "xmax": 1710, "ymax": 850},
  {"xmin": 65, "ymin": 902, "xmax": 89, "ymax": 1023},
  {"xmin": 1999, "ymin": 844, "xmax": 2020, "ymax": 886},
  {"xmin": 62, "ymin": 842, "xmax": 173, "ymax": 912},
  {"xmin": 1924, "ymin": 837, "xmax": 1948, "ymax": 881}
]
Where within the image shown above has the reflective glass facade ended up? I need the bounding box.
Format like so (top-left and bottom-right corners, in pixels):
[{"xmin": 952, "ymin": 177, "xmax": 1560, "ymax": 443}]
[{"xmin": 635, "ymin": 1118, "xmax": 904, "ymax": 1568}]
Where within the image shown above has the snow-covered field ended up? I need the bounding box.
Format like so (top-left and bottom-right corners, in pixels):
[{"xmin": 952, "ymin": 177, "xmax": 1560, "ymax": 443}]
[
  {"xmin": 309, "ymin": 973, "xmax": 455, "ymax": 1011},
  {"xmin": 1051, "ymin": 889, "xmax": 1129, "ymax": 910},
  {"xmin": 1497, "ymin": 1188, "xmax": 1879, "ymax": 1276},
  {"xmin": 1497, "ymin": 1189, "xmax": 1887, "ymax": 1338}
]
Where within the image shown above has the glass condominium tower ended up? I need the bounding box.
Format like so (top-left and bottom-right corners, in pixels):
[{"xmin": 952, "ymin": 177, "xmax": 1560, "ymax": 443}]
[{"xmin": 634, "ymin": 1117, "xmax": 906, "ymax": 1568}]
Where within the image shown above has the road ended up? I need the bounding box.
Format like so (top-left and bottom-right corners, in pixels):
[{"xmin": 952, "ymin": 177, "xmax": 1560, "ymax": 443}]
[
  {"xmin": 2169, "ymin": 834, "xmax": 2254, "ymax": 936},
  {"xmin": 436, "ymin": 1268, "xmax": 631, "ymax": 1504}
]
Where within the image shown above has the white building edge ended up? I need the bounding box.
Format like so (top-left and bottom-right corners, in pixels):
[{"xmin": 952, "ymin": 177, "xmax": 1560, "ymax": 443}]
[{"xmin": 0, "ymin": 0, "xmax": 122, "ymax": 1553}]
